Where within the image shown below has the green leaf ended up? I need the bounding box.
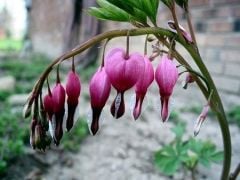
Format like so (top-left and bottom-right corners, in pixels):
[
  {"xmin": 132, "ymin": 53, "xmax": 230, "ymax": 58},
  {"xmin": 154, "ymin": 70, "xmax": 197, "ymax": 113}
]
[
  {"xmin": 171, "ymin": 122, "xmax": 186, "ymax": 139},
  {"xmin": 88, "ymin": 0, "xmax": 130, "ymax": 22},
  {"xmin": 133, "ymin": 0, "xmax": 160, "ymax": 24},
  {"xmin": 154, "ymin": 146, "xmax": 182, "ymax": 175},
  {"xmin": 175, "ymin": 0, "xmax": 188, "ymax": 10},
  {"xmin": 0, "ymin": 161, "xmax": 7, "ymax": 174},
  {"xmin": 187, "ymin": 138, "xmax": 223, "ymax": 168},
  {"xmin": 106, "ymin": 0, "xmax": 147, "ymax": 23},
  {"xmin": 160, "ymin": 0, "xmax": 173, "ymax": 8},
  {"xmin": 154, "ymin": 141, "xmax": 188, "ymax": 176},
  {"xmin": 209, "ymin": 151, "xmax": 224, "ymax": 162}
]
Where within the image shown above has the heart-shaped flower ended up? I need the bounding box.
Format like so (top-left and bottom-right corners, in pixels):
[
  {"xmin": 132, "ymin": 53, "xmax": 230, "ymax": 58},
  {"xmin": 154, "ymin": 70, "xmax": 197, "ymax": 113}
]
[
  {"xmin": 155, "ymin": 54, "xmax": 178, "ymax": 122},
  {"xmin": 52, "ymin": 82, "xmax": 66, "ymax": 145},
  {"xmin": 89, "ymin": 67, "xmax": 111, "ymax": 135},
  {"xmin": 105, "ymin": 48, "xmax": 144, "ymax": 118},
  {"xmin": 133, "ymin": 56, "xmax": 154, "ymax": 120},
  {"xmin": 66, "ymin": 70, "xmax": 81, "ymax": 131}
]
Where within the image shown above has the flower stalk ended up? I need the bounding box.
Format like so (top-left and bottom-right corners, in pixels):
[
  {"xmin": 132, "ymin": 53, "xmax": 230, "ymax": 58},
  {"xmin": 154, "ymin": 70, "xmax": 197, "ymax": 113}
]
[{"xmin": 28, "ymin": 26, "xmax": 231, "ymax": 179}]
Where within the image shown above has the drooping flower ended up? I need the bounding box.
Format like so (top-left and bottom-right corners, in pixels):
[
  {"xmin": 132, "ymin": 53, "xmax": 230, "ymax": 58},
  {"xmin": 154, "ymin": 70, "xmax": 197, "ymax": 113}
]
[
  {"xmin": 155, "ymin": 54, "xmax": 178, "ymax": 122},
  {"xmin": 194, "ymin": 104, "xmax": 209, "ymax": 136},
  {"xmin": 30, "ymin": 119, "xmax": 51, "ymax": 151},
  {"xmin": 43, "ymin": 91, "xmax": 54, "ymax": 120},
  {"xmin": 52, "ymin": 82, "xmax": 66, "ymax": 145},
  {"xmin": 30, "ymin": 119, "xmax": 37, "ymax": 149},
  {"xmin": 105, "ymin": 48, "xmax": 144, "ymax": 118},
  {"xmin": 66, "ymin": 70, "xmax": 81, "ymax": 131},
  {"xmin": 133, "ymin": 56, "xmax": 154, "ymax": 120},
  {"xmin": 89, "ymin": 67, "xmax": 111, "ymax": 135}
]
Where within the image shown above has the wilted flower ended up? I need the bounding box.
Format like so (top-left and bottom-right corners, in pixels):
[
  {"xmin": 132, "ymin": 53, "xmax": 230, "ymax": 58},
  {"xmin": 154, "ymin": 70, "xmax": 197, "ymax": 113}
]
[
  {"xmin": 30, "ymin": 119, "xmax": 37, "ymax": 149},
  {"xmin": 30, "ymin": 119, "xmax": 51, "ymax": 151},
  {"xmin": 194, "ymin": 104, "xmax": 209, "ymax": 136},
  {"xmin": 66, "ymin": 70, "xmax": 81, "ymax": 131},
  {"xmin": 89, "ymin": 67, "xmax": 111, "ymax": 135},
  {"xmin": 133, "ymin": 56, "xmax": 154, "ymax": 120},
  {"xmin": 168, "ymin": 20, "xmax": 193, "ymax": 43},
  {"xmin": 182, "ymin": 72, "xmax": 195, "ymax": 89},
  {"xmin": 105, "ymin": 48, "xmax": 144, "ymax": 118},
  {"xmin": 155, "ymin": 55, "xmax": 178, "ymax": 122}
]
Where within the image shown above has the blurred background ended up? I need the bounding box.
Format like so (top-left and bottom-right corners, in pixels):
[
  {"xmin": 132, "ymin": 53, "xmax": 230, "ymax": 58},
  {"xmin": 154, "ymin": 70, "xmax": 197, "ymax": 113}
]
[{"xmin": 0, "ymin": 0, "xmax": 240, "ymax": 180}]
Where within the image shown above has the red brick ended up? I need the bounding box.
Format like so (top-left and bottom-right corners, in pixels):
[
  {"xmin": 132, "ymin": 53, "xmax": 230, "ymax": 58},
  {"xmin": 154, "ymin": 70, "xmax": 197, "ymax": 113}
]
[
  {"xmin": 189, "ymin": 0, "xmax": 209, "ymax": 7},
  {"xmin": 207, "ymin": 20, "xmax": 233, "ymax": 32},
  {"xmin": 224, "ymin": 34, "xmax": 240, "ymax": 47},
  {"xmin": 204, "ymin": 34, "xmax": 225, "ymax": 47}
]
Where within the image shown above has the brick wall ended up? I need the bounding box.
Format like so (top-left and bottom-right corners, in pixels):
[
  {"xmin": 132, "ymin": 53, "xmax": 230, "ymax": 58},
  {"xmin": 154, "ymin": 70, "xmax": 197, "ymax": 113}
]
[
  {"xmin": 156, "ymin": 0, "xmax": 240, "ymax": 104},
  {"xmin": 190, "ymin": 0, "xmax": 240, "ymax": 100}
]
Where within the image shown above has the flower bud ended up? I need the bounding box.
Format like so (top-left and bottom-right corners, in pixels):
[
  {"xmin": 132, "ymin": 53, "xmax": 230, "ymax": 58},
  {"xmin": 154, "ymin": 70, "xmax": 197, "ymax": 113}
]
[
  {"xmin": 23, "ymin": 93, "xmax": 35, "ymax": 118},
  {"xmin": 168, "ymin": 20, "xmax": 193, "ymax": 43},
  {"xmin": 105, "ymin": 48, "xmax": 144, "ymax": 118},
  {"xmin": 66, "ymin": 70, "xmax": 81, "ymax": 131},
  {"xmin": 133, "ymin": 56, "xmax": 154, "ymax": 120},
  {"xmin": 89, "ymin": 67, "xmax": 111, "ymax": 135},
  {"xmin": 155, "ymin": 55, "xmax": 178, "ymax": 122},
  {"xmin": 182, "ymin": 72, "xmax": 195, "ymax": 89}
]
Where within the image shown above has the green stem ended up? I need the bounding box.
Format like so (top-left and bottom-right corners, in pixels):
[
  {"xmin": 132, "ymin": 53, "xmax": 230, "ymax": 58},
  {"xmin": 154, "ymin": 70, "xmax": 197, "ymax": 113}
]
[
  {"xmin": 184, "ymin": 44, "xmax": 231, "ymax": 180},
  {"xmin": 31, "ymin": 27, "xmax": 231, "ymax": 179},
  {"xmin": 229, "ymin": 163, "xmax": 240, "ymax": 180},
  {"xmin": 185, "ymin": 5, "xmax": 197, "ymax": 46}
]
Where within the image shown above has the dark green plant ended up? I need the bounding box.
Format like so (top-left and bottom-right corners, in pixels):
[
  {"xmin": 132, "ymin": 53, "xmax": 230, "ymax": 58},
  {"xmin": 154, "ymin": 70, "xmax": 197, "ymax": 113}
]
[
  {"xmin": 62, "ymin": 117, "xmax": 89, "ymax": 152},
  {"xmin": 0, "ymin": 105, "xmax": 28, "ymax": 175},
  {"xmin": 227, "ymin": 106, "xmax": 240, "ymax": 127},
  {"xmin": 154, "ymin": 123, "xmax": 223, "ymax": 179}
]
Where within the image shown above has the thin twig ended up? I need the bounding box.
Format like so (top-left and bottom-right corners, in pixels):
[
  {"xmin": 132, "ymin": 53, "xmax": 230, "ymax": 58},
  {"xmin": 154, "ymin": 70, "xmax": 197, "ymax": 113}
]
[
  {"xmin": 185, "ymin": 4, "xmax": 198, "ymax": 47},
  {"xmin": 229, "ymin": 163, "xmax": 240, "ymax": 180}
]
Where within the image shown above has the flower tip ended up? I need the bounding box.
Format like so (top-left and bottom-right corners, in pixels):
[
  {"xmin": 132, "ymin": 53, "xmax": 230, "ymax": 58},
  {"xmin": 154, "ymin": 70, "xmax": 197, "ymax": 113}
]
[
  {"xmin": 193, "ymin": 130, "xmax": 199, "ymax": 137},
  {"xmin": 133, "ymin": 112, "xmax": 140, "ymax": 120},
  {"xmin": 23, "ymin": 103, "xmax": 32, "ymax": 118},
  {"xmin": 110, "ymin": 93, "xmax": 125, "ymax": 119},
  {"xmin": 66, "ymin": 103, "xmax": 78, "ymax": 132},
  {"xmin": 90, "ymin": 125, "xmax": 99, "ymax": 135},
  {"xmin": 133, "ymin": 96, "xmax": 144, "ymax": 120}
]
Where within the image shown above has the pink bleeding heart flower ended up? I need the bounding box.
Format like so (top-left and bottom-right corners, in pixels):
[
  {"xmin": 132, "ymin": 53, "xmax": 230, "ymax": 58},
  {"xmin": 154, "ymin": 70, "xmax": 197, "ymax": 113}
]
[
  {"xmin": 52, "ymin": 82, "xmax": 66, "ymax": 145},
  {"xmin": 155, "ymin": 54, "xmax": 178, "ymax": 122},
  {"xmin": 105, "ymin": 48, "xmax": 144, "ymax": 118},
  {"xmin": 89, "ymin": 67, "xmax": 111, "ymax": 135},
  {"xmin": 43, "ymin": 89, "xmax": 54, "ymax": 120},
  {"xmin": 133, "ymin": 56, "xmax": 154, "ymax": 120},
  {"xmin": 66, "ymin": 70, "xmax": 81, "ymax": 132}
]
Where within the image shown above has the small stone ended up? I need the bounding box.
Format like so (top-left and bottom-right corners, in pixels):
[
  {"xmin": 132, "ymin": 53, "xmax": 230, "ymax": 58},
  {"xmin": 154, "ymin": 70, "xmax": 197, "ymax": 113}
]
[
  {"xmin": 25, "ymin": 168, "xmax": 42, "ymax": 180},
  {"xmin": 0, "ymin": 76, "xmax": 15, "ymax": 91},
  {"xmin": 8, "ymin": 94, "xmax": 29, "ymax": 106}
]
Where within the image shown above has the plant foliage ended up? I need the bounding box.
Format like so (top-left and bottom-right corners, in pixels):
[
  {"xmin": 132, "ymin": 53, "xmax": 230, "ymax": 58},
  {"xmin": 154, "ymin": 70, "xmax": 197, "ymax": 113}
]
[{"xmin": 154, "ymin": 123, "xmax": 223, "ymax": 176}]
